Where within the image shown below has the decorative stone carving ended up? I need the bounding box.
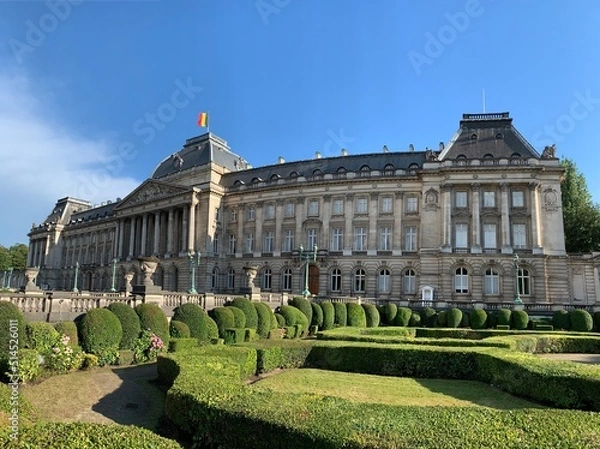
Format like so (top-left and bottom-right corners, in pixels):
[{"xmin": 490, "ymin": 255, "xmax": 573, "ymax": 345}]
[
  {"xmin": 541, "ymin": 144, "xmax": 556, "ymax": 159},
  {"xmin": 126, "ymin": 182, "xmax": 188, "ymax": 206},
  {"xmin": 543, "ymin": 188, "xmax": 560, "ymax": 212},
  {"xmin": 124, "ymin": 272, "xmax": 134, "ymax": 294},
  {"xmin": 24, "ymin": 267, "xmax": 40, "ymax": 292},
  {"xmin": 138, "ymin": 256, "xmax": 159, "ymax": 287},
  {"xmin": 424, "ymin": 188, "xmax": 439, "ymax": 210},
  {"xmin": 243, "ymin": 265, "xmax": 259, "ymax": 288}
]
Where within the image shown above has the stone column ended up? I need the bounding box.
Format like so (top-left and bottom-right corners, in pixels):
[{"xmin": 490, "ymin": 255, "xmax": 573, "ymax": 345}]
[
  {"xmin": 187, "ymin": 201, "xmax": 196, "ymax": 252},
  {"xmin": 117, "ymin": 220, "xmax": 125, "ymax": 259},
  {"xmin": 27, "ymin": 241, "xmax": 33, "ymax": 267},
  {"xmin": 344, "ymin": 194, "xmax": 354, "ymax": 253},
  {"xmin": 153, "ymin": 211, "xmax": 161, "ymax": 255},
  {"xmin": 166, "ymin": 208, "xmax": 174, "ymax": 256},
  {"xmin": 530, "ymin": 182, "xmax": 542, "ymax": 253},
  {"xmin": 441, "ymin": 185, "xmax": 452, "ymax": 251},
  {"xmin": 140, "ymin": 214, "xmax": 148, "ymax": 256},
  {"xmin": 368, "ymin": 192, "xmax": 378, "ymax": 254},
  {"xmin": 181, "ymin": 206, "xmax": 189, "ymax": 254},
  {"xmin": 471, "ymin": 183, "xmax": 481, "ymax": 253},
  {"xmin": 500, "ymin": 183, "xmax": 511, "ymax": 253},
  {"xmin": 128, "ymin": 216, "xmax": 136, "ymax": 257},
  {"xmin": 393, "ymin": 192, "xmax": 403, "ymax": 255}
]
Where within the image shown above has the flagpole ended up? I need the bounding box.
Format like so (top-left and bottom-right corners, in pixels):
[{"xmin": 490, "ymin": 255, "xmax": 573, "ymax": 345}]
[{"xmin": 207, "ymin": 110, "xmax": 210, "ymax": 134}]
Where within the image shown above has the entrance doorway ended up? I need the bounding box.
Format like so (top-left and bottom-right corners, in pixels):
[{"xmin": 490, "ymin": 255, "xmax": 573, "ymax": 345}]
[{"xmin": 308, "ymin": 264, "xmax": 319, "ymax": 295}]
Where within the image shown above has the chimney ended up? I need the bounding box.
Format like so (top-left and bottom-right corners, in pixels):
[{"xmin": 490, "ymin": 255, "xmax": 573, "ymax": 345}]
[
  {"xmin": 315, "ymin": 151, "xmax": 322, "ymax": 159},
  {"xmin": 278, "ymin": 156, "xmax": 285, "ymax": 164},
  {"xmin": 439, "ymin": 141, "xmax": 445, "ymax": 151},
  {"xmin": 409, "ymin": 144, "xmax": 414, "ymax": 152},
  {"xmin": 341, "ymin": 148, "xmax": 348, "ymax": 156},
  {"xmin": 383, "ymin": 145, "xmax": 389, "ymax": 153}
]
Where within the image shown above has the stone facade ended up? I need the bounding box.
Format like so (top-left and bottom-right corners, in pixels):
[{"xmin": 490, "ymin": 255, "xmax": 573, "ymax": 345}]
[{"xmin": 27, "ymin": 113, "xmax": 600, "ymax": 306}]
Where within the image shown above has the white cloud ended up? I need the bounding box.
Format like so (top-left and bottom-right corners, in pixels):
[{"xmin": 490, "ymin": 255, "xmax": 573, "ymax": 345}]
[{"xmin": 0, "ymin": 72, "xmax": 141, "ymax": 246}]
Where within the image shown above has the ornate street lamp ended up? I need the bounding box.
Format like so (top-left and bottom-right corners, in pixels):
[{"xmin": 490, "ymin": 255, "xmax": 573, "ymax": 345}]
[
  {"xmin": 514, "ymin": 253, "xmax": 523, "ymax": 304},
  {"xmin": 187, "ymin": 251, "xmax": 201, "ymax": 294},
  {"xmin": 73, "ymin": 261, "xmax": 80, "ymax": 293},
  {"xmin": 110, "ymin": 258, "xmax": 118, "ymax": 292},
  {"xmin": 298, "ymin": 244, "xmax": 318, "ymax": 298}
]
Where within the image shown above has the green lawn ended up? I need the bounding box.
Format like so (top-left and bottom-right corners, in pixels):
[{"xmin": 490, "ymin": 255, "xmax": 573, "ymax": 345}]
[{"xmin": 250, "ymin": 368, "xmax": 544, "ymax": 409}]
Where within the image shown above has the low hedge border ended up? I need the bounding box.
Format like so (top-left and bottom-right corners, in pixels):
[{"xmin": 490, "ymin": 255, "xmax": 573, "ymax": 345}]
[
  {"xmin": 242, "ymin": 340, "xmax": 313, "ymax": 373},
  {"xmin": 168, "ymin": 338, "xmax": 198, "ymax": 353}
]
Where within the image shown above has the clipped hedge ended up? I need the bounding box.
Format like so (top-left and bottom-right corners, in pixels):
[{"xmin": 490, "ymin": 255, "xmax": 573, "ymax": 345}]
[
  {"xmin": 571, "ymin": 309, "xmax": 593, "ymax": 332},
  {"xmin": 53, "ymin": 321, "xmax": 79, "ymax": 347},
  {"xmin": 169, "ymin": 320, "xmax": 191, "ymax": 338},
  {"xmin": 409, "ymin": 312, "xmax": 421, "ymax": 327},
  {"xmin": 25, "ymin": 322, "xmax": 59, "ymax": 354},
  {"xmin": 446, "ymin": 308, "xmax": 462, "ymax": 328},
  {"xmin": 231, "ymin": 298, "xmax": 258, "ymax": 330},
  {"xmin": 244, "ymin": 339, "xmax": 313, "ymax": 373},
  {"xmin": 469, "ymin": 309, "xmax": 487, "ymax": 330},
  {"xmin": 79, "ymin": 308, "xmax": 122, "ymax": 362},
  {"xmin": 226, "ymin": 306, "xmax": 247, "ymax": 329},
  {"xmin": 254, "ymin": 302, "xmax": 273, "ymax": 339},
  {"xmin": 394, "ymin": 307, "xmax": 412, "ymax": 326},
  {"xmin": 209, "ymin": 307, "xmax": 235, "ymax": 338},
  {"xmin": 278, "ymin": 305, "xmax": 299, "ymax": 326},
  {"xmin": 172, "ymin": 303, "xmax": 207, "ymax": 339},
  {"xmin": 135, "ymin": 303, "xmax": 169, "ymax": 348},
  {"xmin": 347, "ymin": 303, "xmax": 367, "ymax": 327},
  {"xmin": 497, "ymin": 308, "xmax": 512, "ymax": 326},
  {"xmin": 420, "ymin": 307, "xmax": 436, "ymax": 327},
  {"xmin": 311, "ymin": 302, "xmax": 324, "ymax": 328},
  {"xmin": 0, "ymin": 302, "xmax": 25, "ymax": 359},
  {"xmin": 382, "ymin": 303, "xmax": 397, "ymax": 325},
  {"xmin": 205, "ymin": 316, "xmax": 219, "ymax": 341},
  {"xmin": 168, "ymin": 338, "xmax": 198, "ymax": 352},
  {"xmin": 362, "ymin": 304, "xmax": 380, "ymax": 328},
  {"xmin": 333, "ymin": 302, "xmax": 347, "ymax": 327},
  {"xmin": 511, "ymin": 310, "xmax": 529, "ymax": 330},
  {"xmin": 224, "ymin": 328, "xmax": 246, "ymax": 345},
  {"xmin": 274, "ymin": 313, "xmax": 286, "ymax": 328},
  {"xmin": 437, "ymin": 310, "xmax": 448, "ymax": 327},
  {"xmin": 107, "ymin": 302, "xmax": 141, "ymax": 350},
  {"xmin": 320, "ymin": 301, "xmax": 335, "ymax": 330},
  {"xmin": 289, "ymin": 297, "xmax": 313, "ymax": 325},
  {"xmin": 553, "ymin": 309, "xmax": 571, "ymax": 331},
  {"xmin": 595, "ymin": 311, "xmax": 600, "ymax": 331}
]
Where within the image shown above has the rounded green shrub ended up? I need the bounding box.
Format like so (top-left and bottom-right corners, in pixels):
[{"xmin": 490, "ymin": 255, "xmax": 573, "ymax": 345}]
[
  {"xmin": 333, "ymin": 302, "xmax": 347, "ymax": 327},
  {"xmin": 208, "ymin": 307, "xmax": 235, "ymax": 338},
  {"xmin": 169, "ymin": 320, "xmax": 191, "ymax": 338},
  {"xmin": 347, "ymin": 303, "xmax": 367, "ymax": 327},
  {"xmin": 362, "ymin": 304, "xmax": 380, "ymax": 328},
  {"xmin": 553, "ymin": 309, "xmax": 571, "ymax": 330},
  {"xmin": 254, "ymin": 302, "xmax": 274, "ymax": 338},
  {"xmin": 294, "ymin": 307, "xmax": 309, "ymax": 332},
  {"xmin": 437, "ymin": 310, "xmax": 448, "ymax": 327},
  {"xmin": 274, "ymin": 313, "xmax": 286, "ymax": 328},
  {"xmin": 107, "ymin": 302, "xmax": 141, "ymax": 350},
  {"xmin": 409, "ymin": 312, "xmax": 421, "ymax": 327},
  {"xmin": 311, "ymin": 303, "xmax": 324, "ymax": 328},
  {"xmin": 231, "ymin": 298, "xmax": 258, "ymax": 330},
  {"xmin": 394, "ymin": 307, "xmax": 412, "ymax": 326},
  {"xmin": 460, "ymin": 311, "xmax": 470, "ymax": 328},
  {"xmin": 79, "ymin": 308, "xmax": 122, "ymax": 362},
  {"xmin": 447, "ymin": 308, "xmax": 463, "ymax": 328},
  {"xmin": 289, "ymin": 297, "xmax": 313, "ymax": 325},
  {"xmin": 25, "ymin": 322, "xmax": 59, "ymax": 353},
  {"xmin": 511, "ymin": 310, "xmax": 529, "ymax": 330},
  {"xmin": 172, "ymin": 303, "xmax": 205, "ymax": 336},
  {"xmin": 420, "ymin": 307, "xmax": 437, "ymax": 327},
  {"xmin": 321, "ymin": 301, "xmax": 335, "ymax": 330},
  {"xmin": 204, "ymin": 316, "xmax": 219, "ymax": 341},
  {"xmin": 277, "ymin": 305, "xmax": 298, "ymax": 326},
  {"xmin": 383, "ymin": 303, "xmax": 397, "ymax": 325},
  {"xmin": 226, "ymin": 306, "xmax": 247, "ymax": 329},
  {"xmin": 487, "ymin": 311, "xmax": 498, "ymax": 329},
  {"xmin": 570, "ymin": 309, "xmax": 593, "ymax": 332},
  {"xmin": 469, "ymin": 309, "xmax": 487, "ymax": 330},
  {"xmin": 0, "ymin": 302, "xmax": 25, "ymax": 358},
  {"xmin": 497, "ymin": 308, "xmax": 512, "ymax": 326},
  {"xmin": 594, "ymin": 311, "xmax": 600, "ymax": 332},
  {"xmin": 135, "ymin": 303, "xmax": 169, "ymax": 348},
  {"xmin": 54, "ymin": 321, "xmax": 79, "ymax": 347}
]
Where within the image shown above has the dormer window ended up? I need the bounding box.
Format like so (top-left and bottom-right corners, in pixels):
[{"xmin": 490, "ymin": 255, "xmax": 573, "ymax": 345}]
[
  {"xmin": 383, "ymin": 164, "xmax": 395, "ymax": 176},
  {"xmin": 359, "ymin": 165, "xmax": 371, "ymax": 177},
  {"xmin": 470, "ymin": 133, "xmax": 478, "ymax": 140},
  {"xmin": 495, "ymin": 132, "xmax": 504, "ymax": 139}
]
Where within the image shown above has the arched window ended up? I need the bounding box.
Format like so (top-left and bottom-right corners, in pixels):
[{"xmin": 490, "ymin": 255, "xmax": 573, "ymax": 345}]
[
  {"xmin": 378, "ymin": 268, "xmax": 391, "ymax": 293},
  {"xmin": 517, "ymin": 268, "xmax": 531, "ymax": 296},
  {"xmin": 470, "ymin": 133, "xmax": 478, "ymax": 140},
  {"xmin": 403, "ymin": 269, "xmax": 416, "ymax": 294},
  {"xmin": 330, "ymin": 268, "xmax": 342, "ymax": 292},
  {"xmin": 262, "ymin": 268, "xmax": 272, "ymax": 290},
  {"xmin": 484, "ymin": 268, "xmax": 499, "ymax": 295},
  {"xmin": 227, "ymin": 268, "xmax": 235, "ymax": 289},
  {"xmin": 359, "ymin": 165, "xmax": 371, "ymax": 177},
  {"xmin": 353, "ymin": 268, "xmax": 366, "ymax": 293},
  {"xmin": 495, "ymin": 132, "xmax": 504, "ymax": 139},
  {"xmin": 454, "ymin": 267, "xmax": 469, "ymax": 293},
  {"xmin": 313, "ymin": 169, "xmax": 324, "ymax": 179},
  {"xmin": 383, "ymin": 164, "xmax": 395, "ymax": 176},
  {"xmin": 211, "ymin": 267, "xmax": 220, "ymax": 290},
  {"xmin": 282, "ymin": 268, "xmax": 293, "ymax": 291}
]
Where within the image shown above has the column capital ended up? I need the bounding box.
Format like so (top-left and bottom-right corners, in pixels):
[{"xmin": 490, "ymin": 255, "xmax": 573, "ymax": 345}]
[
  {"xmin": 394, "ymin": 191, "xmax": 404, "ymax": 199},
  {"xmin": 370, "ymin": 192, "xmax": 379, "ymax": 201},
  {"xmin": 471, "ymin": 183, "xmax": 480, "ymax": 192},
  {"xmin": 345, "ymin": 193, "xmax": 354, "ymax": 201},
  {"xmin": 500, "ymin": 183, "xmax": 509, "ymax": 191}
]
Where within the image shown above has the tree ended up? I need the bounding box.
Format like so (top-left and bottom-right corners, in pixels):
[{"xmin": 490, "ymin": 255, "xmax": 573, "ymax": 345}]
[
  {"xmin": 0, "ymin": 246, "xmax": 10, "ymax": 271},
  {"xmin": 9, "ymin": 244, "xmax": 28, "ymax": 270},
  {"xmin": 560, "ymin": 158, "xmax": 600, "ymax": 253}
]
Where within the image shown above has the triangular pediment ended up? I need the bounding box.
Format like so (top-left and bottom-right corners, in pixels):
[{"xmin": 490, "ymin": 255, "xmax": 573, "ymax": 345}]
[{"xmin": 115, "ymin": 180, "xmax": 191, "ymax": 210}]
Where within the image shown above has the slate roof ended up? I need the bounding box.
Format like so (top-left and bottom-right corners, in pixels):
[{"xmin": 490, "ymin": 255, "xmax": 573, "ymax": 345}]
[
  {"xmin": 69, "ymin": 200, "xmax": 120, "ymax": 224},
  {"xmin": 439, "ymin": 113, "xmax": 540, "ymax": 161}
]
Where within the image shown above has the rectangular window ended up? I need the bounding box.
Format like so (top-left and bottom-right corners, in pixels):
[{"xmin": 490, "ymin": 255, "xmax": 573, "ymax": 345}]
[
  {"xmin": 483, "ymin": 224, "xmax": 497, "ymax": 249},
  {"xmin": 264, "ymin": 204, "xmax": 275, "ymax": 220},
  {"xmin": 512, "ymin": 190, "xmax": 524, "ymax": 208},
  {"xmin": 379, "ymin": 226, "xmax": 392, "ymax": 251},
  {"xmin": 283, "ymin": 230, "xmax": 294, "ymax": 252},
  {"xmin": 213, "ymin": 233, "xmax": 220, "ymax": 253},
  {"xmin": 229, "ymin": 209, "xmax": 237, "ymax": 222},
  {"xmin": 455, "ymin": 223, "xmax": 468, "ymax": 248},
  {"xmin": 227, "ymin": 234, "xmax": 236, "ymax": 254},
  {"xmin": 483, "ymin": 191, "xmax": 495, "ymax": 208},
  {"xmin": 264, "ymin": 231, "xmax": 274, "ymax": 253},
  {"xmin": 380, "ymin": 196, "xmax": 393, "ymax": 214},
  {"xmin": 330, "ymin": 228, "xmax": 343, "ymax": 251},
  {"xmin": 284, "ymin": 202, "xmax": 295, "ymax": 217},
  {"xmin": 406, "ymin": 196, "xmax": 418, "ymax": 212},
  {"xmin": 512, "ymin": 223, "xmax": 527, "ymax": 248},
  {"xmin": 484, "ymin": 268, "xmax": 500, "ymax": 295},
  {"xmin": 332, "ymin": 198, "xmax": 344, "ymax": 215},
  {"xmin": 307, "ymin": 200, "xmax": 319, "ymax": 217},
  {"xmin": 353, "ymin": 227, "xmax": 367, "ymax": 251},
  {"xmin": 245, "ymin": 233, "xmax": 254, "ymax": 253},
  {"xmin": 246, "ymin": 206, "xmax": 255, "ymax": 221},
  {"xmin": 455, "ymin": 191, "xmax": 468, "ymax": 208},
  {"xmin": 215, "ymin": 207, "xmax": 221, "ymax": 222},
  {"xmin": 307, "ymin": 228, "xmax": 318, "ymax": 248},
  {"xmin": 355, "ymin": 197, "xmax": 368, "ymax": 214},
  {"xmin": 405, "ymin": 226, "xmax": 417, "ymax": 251}
]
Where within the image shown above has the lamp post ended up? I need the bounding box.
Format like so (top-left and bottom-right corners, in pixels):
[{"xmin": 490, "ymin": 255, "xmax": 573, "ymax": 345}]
[
  {"xmin": 514, "ymin": 253, "xmax": 523, "ymax": 304},
  {"xmin": 187, "ymin": 251, "xmax": 201, "ymax": 294},
  {"xmin": 110, "ymin": 258, "xmax": 118, "ymax": 292},
  {"xmin": 298, "ymin": 244, "xmax": 318, "ymax": 298},
  {"xmin": 73, "ymin": 261, "xmax": 80, "ymax": 293}
]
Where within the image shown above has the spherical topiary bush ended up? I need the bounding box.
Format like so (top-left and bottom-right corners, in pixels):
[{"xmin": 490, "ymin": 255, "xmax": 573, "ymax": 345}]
[
  {"xmin": 208, "ymin": 307, "xmax": 235, "ymax": 338},
  {"xmin": 107, "ymin": 302, "xmax": 141, "ymax": 350},
  {"xmin": 570, "ymin": 309, "xmax": 593, "ymax": 332},
  {"xmin": 321, "ymin": 301, "xmax": 335, "ymax": 330},
  {"xmin": 204, "ymin": 316, "xmax": 219, "ymax": 341},
  {"xmin": 0, "ymin": 302, "xmax": 26, "ymax": 358},
  {"xmin": 594, "ymin": 311, "xmax": 600, "ymax": 332},
  {"xmin": 409, "ymin": 312, "xmax": 421, "ymax": 327},
  {"xmin": 79, "ymin": 309, "xmax": 122, "ymax": 362},
  {"xmin": 231, "ymin": 298, "xmax": 258, "ymax": 330},
  {"xmin": 469, "ymin": 309, "xmax": 487, "ymax": 330},
  {"xmin": 394, "ymin": 307, "xmax": 413, "ymax": 326},
  {"xmin": 420, "ymin": 307, "xmax": 437, "ymax": 327},
  {"xmin": 553, "ymin": 309, "xmax": 571, "ymax": 331},
  {"xmin": 274, "ymin": 313, "xmax": 286, "ymax": 328},
  {"xmin": 311, "ymin": 303, "xmax": 324, "ymax": 328},
  {"xmin": 134, "ymin": 303, "xmax": 169, "ymax": 348},
  {"xmin": 277, "ymin": 305, "xmax": 298, "ymax": 326},
  {"xmin": 383, "ymin": 303, "xmax": 397, "ymax": 325},
  {"xmin": 487, "ymin": 311, "xmax": 498, "ymax": 329},
  {"xmin": 172, "ymin": 303, "xmax": 208, "ymax": 340},
  {"xmin": 254, "ymin": 302, "xmax": 274, "ymax": 338},
  {"xmin": 290, "ymin": 297, "xmax": 313, "ymax": 325},
  {"xmin": 362, "ymin": 304, "xmax": 380, "ymax": 328},
  {"xmin": 437, "ymin": 310, "xmax": 448, "ymax": 327},
  {"xmin": 460, "ymin": 311, "xmax": 470, "ymax": 328},
  {"xmin": 511, "ymin": 310, "xmax": 529, "ymax": 330},
  {"xmin": 447, "ymin": 308, "xmax": 463, "ymax": 328},
  {"xmin": 334, "ymin": 302, "xmax": 348, "ymax": 327},
  {"xmin": 347, "ymin": 303, "xmax": 367, "ymax": 327},
  {"xmin": 169, "ymin": 320, "xmax": 191, "ymax": 338},
  {"xmin": 497, "ymin": 308, "xmax": 512, "ymax": 327},
  {"xmin": 294, "ymin": 307, "xmax": 309, "ymax": 333},
  {"xmin": 226, "ymin": 306, "xmax": 247, "ymax": 329},
  {"xmin": 25, "ymin": 322, "xmax": 59, "ymax": 353},
  {"xmin": 54, "ymin": 321, "xmax": 79, "ymax": 347}
]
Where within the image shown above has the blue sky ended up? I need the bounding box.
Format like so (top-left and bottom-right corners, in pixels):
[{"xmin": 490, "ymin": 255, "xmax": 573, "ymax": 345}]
[{"xmin": 1, "ymin": 0, "xmax": 599, "ymax": 246}]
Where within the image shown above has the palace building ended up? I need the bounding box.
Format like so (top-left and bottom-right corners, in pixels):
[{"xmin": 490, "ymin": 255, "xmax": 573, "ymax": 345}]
[{"xmin": 27, "ymin": 113, "xmax": 600, "ymax": 305}]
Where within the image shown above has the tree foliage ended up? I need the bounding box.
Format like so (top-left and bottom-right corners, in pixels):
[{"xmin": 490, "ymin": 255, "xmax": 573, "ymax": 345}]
[
  {"xmin": 0, "ymin": 244, "xmax": 28, "ymax": 271},
  {"xmin": 561, "ymin": 158, "xmax": 600, "ymax": 253}
]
